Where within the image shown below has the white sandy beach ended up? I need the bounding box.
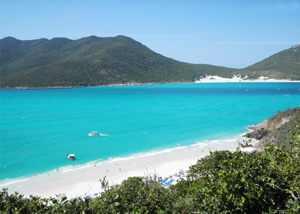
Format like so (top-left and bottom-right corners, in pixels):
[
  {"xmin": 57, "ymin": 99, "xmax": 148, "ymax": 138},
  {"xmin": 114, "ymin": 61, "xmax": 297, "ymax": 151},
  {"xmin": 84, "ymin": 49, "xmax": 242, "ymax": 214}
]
[
  {"xmin": 195, "ymin": 75, "xmax": 300, "ymax": 83},
  {"xmin": 2, "ymin": 79, "xmax": 293, "ymax": 199},
  {"xmin": 0, "ymin": 136, "xmax": 256, "ymax": 199}
]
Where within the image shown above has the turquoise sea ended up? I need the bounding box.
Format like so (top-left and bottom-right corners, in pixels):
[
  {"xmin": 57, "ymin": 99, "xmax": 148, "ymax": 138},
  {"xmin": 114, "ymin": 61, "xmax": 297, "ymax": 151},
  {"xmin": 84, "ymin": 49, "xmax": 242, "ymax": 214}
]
[{"xmin": 0, "ymin": 83, "xmax": 300, "ymax": 182}]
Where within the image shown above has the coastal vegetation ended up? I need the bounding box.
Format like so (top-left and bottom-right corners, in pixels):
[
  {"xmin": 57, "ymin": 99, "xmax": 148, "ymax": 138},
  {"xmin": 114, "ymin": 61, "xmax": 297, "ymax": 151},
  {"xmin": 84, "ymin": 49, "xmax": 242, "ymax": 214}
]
[
  {"xmin": 0, "ymin": 36, "xmax": 299, "ymax": 88},
  {"xmin": 1, "ymin": 108, "xmax": 300, "ymax": 213},
  {"xmin": 245, "ymin": 107, "xmax": 300, "ymax": 149},
  {"xmin": 241, "ymin": 45, "xmax": 300, "ymax": 80}
]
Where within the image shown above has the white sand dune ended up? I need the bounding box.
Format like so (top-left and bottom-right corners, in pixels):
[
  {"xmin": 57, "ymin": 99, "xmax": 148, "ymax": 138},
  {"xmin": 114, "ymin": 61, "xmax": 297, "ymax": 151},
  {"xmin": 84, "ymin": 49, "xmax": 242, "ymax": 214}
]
[{"xmin": 195, "ymin": 75, "xmax": 300, "ymax": 83}]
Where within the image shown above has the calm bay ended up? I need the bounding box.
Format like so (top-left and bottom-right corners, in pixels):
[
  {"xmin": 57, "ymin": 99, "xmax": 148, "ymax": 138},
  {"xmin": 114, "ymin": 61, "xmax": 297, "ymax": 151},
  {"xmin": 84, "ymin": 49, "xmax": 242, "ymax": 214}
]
[{"xmin": 1, "ymin": 82, "xmax": 300, "ymax": 182}]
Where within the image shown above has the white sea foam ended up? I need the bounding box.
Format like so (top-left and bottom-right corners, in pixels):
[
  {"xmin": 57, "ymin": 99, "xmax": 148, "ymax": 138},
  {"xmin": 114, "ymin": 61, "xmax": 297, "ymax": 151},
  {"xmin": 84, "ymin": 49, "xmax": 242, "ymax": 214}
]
[
  {"xmin": 0, "ymin": 178, "xmax": 30, "ymax": 187},
  {"xmin": 224, "ymin": 139, "xmax": 238, "ymax": 142},
  {"xmin": 193, "ymin": 141, "xmax": 215, "ymax": 148},
  {"xmin": 137, "ymin": 153, "xmax": 156, "ymax": 157},
  {"xmin": 106, "ymin": 156, "xmax": 135, "ymax": 163},
  {"xmin": 138, "ymin": 149, "xmax": 174, "ymax": 157},
  {"xmin": 239, "ymin": 132, "xmax": 246, "ymax": 136},
  {"xmin": 138, "ymin": 146, "xmax": 189, "ymax": 158},
  {"xmin": 62, "ymin": 164, "xmax": 93, "ymax": 173}
]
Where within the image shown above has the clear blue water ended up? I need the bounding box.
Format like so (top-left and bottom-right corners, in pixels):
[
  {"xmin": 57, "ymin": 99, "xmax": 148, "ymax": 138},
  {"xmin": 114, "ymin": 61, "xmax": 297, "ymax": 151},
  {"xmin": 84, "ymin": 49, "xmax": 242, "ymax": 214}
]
[{"xmin": 0, "ymin": 83, "xmax": 299, "ymax": 181}]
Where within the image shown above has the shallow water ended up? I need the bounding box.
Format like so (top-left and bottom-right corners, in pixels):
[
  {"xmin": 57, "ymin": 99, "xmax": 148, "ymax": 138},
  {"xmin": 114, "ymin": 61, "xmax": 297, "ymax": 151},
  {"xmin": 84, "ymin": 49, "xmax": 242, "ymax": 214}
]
[{"xmin": 0, "ymin": 82, "xmax": 299, "ymax": 181}]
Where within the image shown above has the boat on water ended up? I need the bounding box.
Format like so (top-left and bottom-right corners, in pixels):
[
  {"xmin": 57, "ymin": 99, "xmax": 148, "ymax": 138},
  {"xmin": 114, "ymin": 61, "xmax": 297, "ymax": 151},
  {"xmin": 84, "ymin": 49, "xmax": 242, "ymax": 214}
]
[
  {"xmin": 88, "ymin": 131, "xmax": 105, "ymax": 136},
  {"xmin": 67, "ymin": 154, "xmax": 75, "ymax": 160}
]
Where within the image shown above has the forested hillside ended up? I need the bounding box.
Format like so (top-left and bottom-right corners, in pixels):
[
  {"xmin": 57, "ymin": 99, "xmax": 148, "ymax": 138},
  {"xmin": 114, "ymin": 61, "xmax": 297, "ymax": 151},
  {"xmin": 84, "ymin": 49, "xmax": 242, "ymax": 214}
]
[
  {"xmin": 241, "ymin": 45, "xmax": 300, "ymax": 79},
  {"xmin": 1, "ymin": 35, "xmax": 299, "ymax": 88},
  {"xmin": 0, "ymin": 36, "xmax": 235, "ymax": 88}
]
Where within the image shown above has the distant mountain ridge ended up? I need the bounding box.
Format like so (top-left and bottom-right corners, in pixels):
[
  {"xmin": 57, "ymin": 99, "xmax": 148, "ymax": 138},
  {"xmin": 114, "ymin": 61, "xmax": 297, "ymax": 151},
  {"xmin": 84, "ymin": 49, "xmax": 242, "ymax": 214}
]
[{"xmin": 0, "ymin": 35, "xmax": 299, "ymax": 88}]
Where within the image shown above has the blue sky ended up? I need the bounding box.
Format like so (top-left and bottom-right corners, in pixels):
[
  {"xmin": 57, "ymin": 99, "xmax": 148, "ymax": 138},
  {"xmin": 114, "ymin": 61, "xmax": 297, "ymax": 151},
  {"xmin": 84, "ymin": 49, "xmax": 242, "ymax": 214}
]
[{"xmin": 1, "ymin": 0, "xmax": 299, "ymax": 68}]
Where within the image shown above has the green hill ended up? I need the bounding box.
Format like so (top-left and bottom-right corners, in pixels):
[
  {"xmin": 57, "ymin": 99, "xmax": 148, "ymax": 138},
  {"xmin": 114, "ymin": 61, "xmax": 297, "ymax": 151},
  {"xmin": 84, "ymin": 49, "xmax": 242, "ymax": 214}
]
[
  {"xmin": 0, "ymin": 36, "xmax": 235, "ymax": 88},
  {"xmin": 0, "ymin": 35, "xmax": 299, "ymax": 88},
  {"xmin": 241, "ymin": 45, "xmax": 300, "ymax": 79}
]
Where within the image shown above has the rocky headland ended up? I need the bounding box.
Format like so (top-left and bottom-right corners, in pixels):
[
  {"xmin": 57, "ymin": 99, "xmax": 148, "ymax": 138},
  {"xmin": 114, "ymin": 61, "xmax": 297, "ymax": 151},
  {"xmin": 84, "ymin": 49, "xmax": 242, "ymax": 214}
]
[{"xmin": 244, "ymin": 107, "xmax": 300, "ymax": 148}]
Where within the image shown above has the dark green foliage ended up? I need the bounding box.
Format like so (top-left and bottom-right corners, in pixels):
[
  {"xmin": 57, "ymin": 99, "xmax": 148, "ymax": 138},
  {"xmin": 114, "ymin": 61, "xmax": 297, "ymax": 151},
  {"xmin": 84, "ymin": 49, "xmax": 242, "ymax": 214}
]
[
  {"xmin": 4, "ymin": 36, "xmax": 299, "ymax": 88},
  {"xmin": 96, "ymin": 176, "xmax": 174, "ymax": 213},
  {"xmin": 188, "ymin": 151, "xmax": 283, "ymax": 212},
  {"xmin": 0, "ymin": 35, "xmax": 236, "ymax": 88}
]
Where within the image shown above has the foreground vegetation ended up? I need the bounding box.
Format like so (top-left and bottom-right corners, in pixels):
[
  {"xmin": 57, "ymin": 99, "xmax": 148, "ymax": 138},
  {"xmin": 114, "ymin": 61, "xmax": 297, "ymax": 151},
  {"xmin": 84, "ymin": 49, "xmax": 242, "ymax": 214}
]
[{"xmin": 1, "ymin": 126, "xmax": 299, "ymax": 213}]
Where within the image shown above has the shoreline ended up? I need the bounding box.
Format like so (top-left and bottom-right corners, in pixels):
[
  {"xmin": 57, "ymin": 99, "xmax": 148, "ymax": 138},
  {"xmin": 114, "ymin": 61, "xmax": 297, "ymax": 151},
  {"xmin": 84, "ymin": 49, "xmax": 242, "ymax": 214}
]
[
  {"xmin": 195, "ymin": 75, "xmax": 300, "ymax": 83},
  {"xmin": 0, "ymin": 82, "xmax": 183, "ymax": 90},
  {"xmin": 1, "ymin": 77, "xmax": 300, "ymax": 89},
  {"xmin": 0, "ymin": 134, "xmax": 256, "ymax": 199}
]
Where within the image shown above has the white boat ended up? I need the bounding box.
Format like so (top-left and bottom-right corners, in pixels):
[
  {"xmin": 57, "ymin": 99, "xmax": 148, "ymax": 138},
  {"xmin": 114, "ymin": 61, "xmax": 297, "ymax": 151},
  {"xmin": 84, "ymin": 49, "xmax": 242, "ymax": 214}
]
[
  {"xmin": 67, "ymin": 154, "xmax": 75, "ymax": 160},
  {"xmin": 88, "ymin": 131, "xmax": 107, "ymax": 136},
  {"xmin": 88, "ymin": 131, "xmax": 101, "ymax": 136}
]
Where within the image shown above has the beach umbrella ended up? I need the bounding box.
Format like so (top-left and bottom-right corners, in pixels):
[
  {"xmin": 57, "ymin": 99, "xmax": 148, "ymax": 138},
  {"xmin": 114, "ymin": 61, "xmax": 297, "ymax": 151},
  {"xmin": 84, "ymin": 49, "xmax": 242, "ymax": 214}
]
[
  {"xmin": 93, "ymin": 193, "xmax": 98, "ymax": 197},
  {"xmin": 165, "ymin": 181, "xmax": 173, "ymax": 186},
  {"xmin": 76, "ymin": 198, "xmax": 81, "ymax": 201},
  {"xmin": 161, "ymin": 179, "xmax": 168, "ymax": 184},
  {"xmin": 84, "ymin": 195, "xmax": 90, "ymax": 199}
]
